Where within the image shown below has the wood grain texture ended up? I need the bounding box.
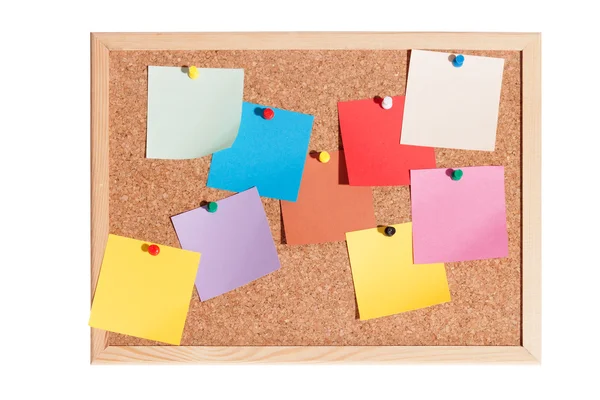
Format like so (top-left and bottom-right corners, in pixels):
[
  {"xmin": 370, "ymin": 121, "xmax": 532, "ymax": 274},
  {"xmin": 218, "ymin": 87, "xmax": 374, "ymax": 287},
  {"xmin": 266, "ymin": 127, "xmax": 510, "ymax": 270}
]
[
  {"xmin": 94, "ymin": 32, "xmax": 537, "ymax": 51},
  {"xmin": 93, "ymin": 345, "xmax": 538, "ymax": 364},
  {"xmin": 521, "ymin": 34, "xmax": 542, "ymax": 361},
  {"xmin": 90, "ymin": 32, "xmax": 542, "ymax": 364},
  {"xmin": 90, "ymin": 33, "xmax": 110, "ymax": 361}
]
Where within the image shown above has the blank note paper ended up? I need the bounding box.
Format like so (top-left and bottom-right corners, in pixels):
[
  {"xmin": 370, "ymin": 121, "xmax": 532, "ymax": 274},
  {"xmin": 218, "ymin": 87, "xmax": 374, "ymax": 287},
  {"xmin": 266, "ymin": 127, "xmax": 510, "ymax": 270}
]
[
  {"xmin": 280, "ymin": 151, "xmax": 376, "ymax": 245},
  {"xmin": 89, "ymin": 234, "xmax": 200, "ymax": 345},
  {"xmin": 147, "ymin": 66, "xmax": 244, "ymax": 159},
  {"xmin": 171, "ymin": 187, "xmax": 281, "ymax": 301},
  {"xmin": 401, "ymin": 50, "xmax": 504, "ymax": 151},
  {"xmin": 338, "ymin": 96, "xmax": 435, "ymax": 186},
  {"xmin": 207, "ymin": 102, "xmax": 314, "ymax": 201},
  {"xmin": 410, "ymin": 167, "xmax": 509, "ymax": 264},
  {"xmin": 346, "ymin": 223, "xmax": 451, "ymax": 321}
]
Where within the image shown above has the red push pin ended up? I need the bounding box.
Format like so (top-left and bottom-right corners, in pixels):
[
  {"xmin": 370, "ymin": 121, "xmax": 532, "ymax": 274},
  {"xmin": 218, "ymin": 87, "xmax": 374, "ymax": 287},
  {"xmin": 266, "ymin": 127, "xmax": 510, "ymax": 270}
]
[
  {"xmin": 263, "ymin": 108, "xmax": 274, "ymax": 120},
  {"xmin": 148, "ymin": 244, "xmax": 160, "ymax": 256}
]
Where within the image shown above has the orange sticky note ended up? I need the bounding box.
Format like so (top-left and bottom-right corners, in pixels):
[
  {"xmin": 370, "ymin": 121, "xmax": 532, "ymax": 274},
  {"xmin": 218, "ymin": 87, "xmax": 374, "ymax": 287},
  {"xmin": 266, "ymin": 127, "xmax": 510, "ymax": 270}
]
[
  {"xmin": 338, "ymin": 96, "xmax": 436, "ymax": 186},
  {"xmin": 89, "ymin": 234, "xmax": 201, "ymax": 345},
  {"xmin": 281, "ymin": 151, "xmax": 376, "ymax": 245}
]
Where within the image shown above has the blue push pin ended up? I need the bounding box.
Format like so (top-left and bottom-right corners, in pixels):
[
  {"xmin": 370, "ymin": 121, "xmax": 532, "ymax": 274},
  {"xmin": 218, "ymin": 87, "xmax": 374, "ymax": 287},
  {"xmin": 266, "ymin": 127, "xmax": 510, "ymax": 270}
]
[{"xmin": 452, "ymin": 54, "xmax": 464, "ymax": 68}]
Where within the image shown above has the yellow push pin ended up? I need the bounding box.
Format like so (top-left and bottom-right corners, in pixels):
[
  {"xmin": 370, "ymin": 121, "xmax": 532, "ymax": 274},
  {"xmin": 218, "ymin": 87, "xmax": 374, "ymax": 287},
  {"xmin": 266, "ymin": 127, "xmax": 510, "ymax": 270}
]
[
  {"xmin": 188, "ymin": 66, "xmax": 199, "ymax": 80},
  {"xmin": 318, "ymin": 151, "xmax": 330, "ymax": 163}
]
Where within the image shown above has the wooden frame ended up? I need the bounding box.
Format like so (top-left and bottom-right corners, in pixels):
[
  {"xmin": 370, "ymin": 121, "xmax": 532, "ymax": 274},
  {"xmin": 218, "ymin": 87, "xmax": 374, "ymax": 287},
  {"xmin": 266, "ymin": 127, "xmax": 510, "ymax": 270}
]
[{"xmin": 91, "ymin": 32, "xmax": 541, "ymax": 364}]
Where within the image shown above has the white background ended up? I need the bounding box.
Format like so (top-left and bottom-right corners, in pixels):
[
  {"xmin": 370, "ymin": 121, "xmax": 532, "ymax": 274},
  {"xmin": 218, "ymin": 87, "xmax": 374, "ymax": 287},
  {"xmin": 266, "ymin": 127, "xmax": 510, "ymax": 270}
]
[{"xmin": 1, "ymin": 0, "xmax": 599, "ymax": 399}]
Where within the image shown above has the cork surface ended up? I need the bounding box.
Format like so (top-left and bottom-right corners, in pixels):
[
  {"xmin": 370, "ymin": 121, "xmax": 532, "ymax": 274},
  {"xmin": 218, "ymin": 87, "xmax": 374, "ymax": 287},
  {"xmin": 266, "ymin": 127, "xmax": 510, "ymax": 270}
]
[{"xmin": 108, "ymin": 50, "xmax": 521, "ymax": 346}]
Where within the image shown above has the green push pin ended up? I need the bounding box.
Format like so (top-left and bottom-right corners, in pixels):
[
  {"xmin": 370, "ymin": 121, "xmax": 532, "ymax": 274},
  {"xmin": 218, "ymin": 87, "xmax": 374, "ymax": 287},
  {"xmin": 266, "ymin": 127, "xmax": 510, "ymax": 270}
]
[
  {"xmin": 451, "ymin": 169, "xmax": 463, "ymax": 181},
  {"xmin": 207, "ymin": 201, "xmax": 218, "ymax": 213}
]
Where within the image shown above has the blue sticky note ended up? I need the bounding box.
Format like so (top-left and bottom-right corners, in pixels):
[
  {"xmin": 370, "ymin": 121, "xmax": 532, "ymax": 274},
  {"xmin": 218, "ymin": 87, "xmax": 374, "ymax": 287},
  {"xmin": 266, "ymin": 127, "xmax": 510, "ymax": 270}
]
[{"xmin": 207, "ymin": 102, "xmax": 314, "ymax": 201}]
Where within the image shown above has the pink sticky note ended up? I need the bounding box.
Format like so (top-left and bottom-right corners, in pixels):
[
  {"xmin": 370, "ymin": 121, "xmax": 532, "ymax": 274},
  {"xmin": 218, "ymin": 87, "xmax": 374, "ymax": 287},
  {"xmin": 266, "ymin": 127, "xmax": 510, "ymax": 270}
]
[{"xmin": 410, "ymin": 166, "xmax": 508, "ymax": 264}]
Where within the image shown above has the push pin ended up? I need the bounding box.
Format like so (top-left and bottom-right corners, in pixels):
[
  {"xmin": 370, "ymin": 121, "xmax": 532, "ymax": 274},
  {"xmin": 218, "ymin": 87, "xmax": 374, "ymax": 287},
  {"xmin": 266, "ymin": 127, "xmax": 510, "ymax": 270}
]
[
  {"xmin": 452, "ymin": 54, "xmax": 464, "ymax": 68},
  {"xmin": 381, "ymin": 96, "xmax": 393, "ymax": 110},
  {"xmin": 263, "ymin": 108, "xmax": 275, "ymax": 120},
  {"xmin": 384, "ymin": 226, "xmax": 396, "ymax": 237},
  {"xmin": 207, "ymin": 201, "xmax": 218, "ymax": 213},
  {"xmin": 451, "ymin": 169, "xmax": 463, "ymax": 181},
  {"xmin": 188, "ymin": 66, "xmax": 199, "ymax": 79},
  {"xmin": 148, "ymin": 244, "xmax": 160, "ymax": 256},
  {"xmin": 318, "ymin": 151, "xmax": 330, "ymax": 163}
]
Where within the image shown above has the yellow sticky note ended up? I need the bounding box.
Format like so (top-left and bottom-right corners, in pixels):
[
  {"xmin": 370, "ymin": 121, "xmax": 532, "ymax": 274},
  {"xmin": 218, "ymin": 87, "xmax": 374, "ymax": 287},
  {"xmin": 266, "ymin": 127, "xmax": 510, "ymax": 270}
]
[
  {"xmin": 89, "ymin": 234, "xmax": 201, "ymax": 345},
  {"xmin": 346, "ymin": 223, "xmax": 450, "ymax": 320}
]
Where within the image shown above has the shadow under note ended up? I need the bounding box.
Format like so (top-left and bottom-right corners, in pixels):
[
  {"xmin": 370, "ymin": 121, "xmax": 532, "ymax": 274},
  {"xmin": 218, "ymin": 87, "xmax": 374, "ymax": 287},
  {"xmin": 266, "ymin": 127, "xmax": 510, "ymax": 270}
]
[
  {"xmin": 338, "ymin": 151, "xmax": 349, "ymax": 185},
  {"xmin": 405, "ymin": 50, "xmax": 412, "ymax": 90},
  {"xmin": 279, "ymin": 202, "xmax": 287, "ymax": 245}
]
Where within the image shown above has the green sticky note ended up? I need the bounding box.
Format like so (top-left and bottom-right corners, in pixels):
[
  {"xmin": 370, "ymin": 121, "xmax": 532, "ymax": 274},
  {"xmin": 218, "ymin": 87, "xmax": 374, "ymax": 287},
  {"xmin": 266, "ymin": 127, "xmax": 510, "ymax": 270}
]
[{"xmin": 146, "ymin": 66, "xmax": 244, "ymax": 159}]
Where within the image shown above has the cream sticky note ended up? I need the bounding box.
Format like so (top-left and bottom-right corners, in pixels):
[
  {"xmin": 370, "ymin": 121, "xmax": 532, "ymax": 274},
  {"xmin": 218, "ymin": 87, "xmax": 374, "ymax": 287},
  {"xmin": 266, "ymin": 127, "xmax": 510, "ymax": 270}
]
[
  {"xmin": 89, "ymin": 234, "xmax": 200, "ymax": 345},
  {"xmin": 147, "ymin": 66, "xmax": 244, "ymax": 159},
  {"xmin": 401, "ymin": 50, "xmax": 504, "ymax": 151},
  {"xmin": 346, "ymin": 223, "xmax": 451, "ymax": 320}
]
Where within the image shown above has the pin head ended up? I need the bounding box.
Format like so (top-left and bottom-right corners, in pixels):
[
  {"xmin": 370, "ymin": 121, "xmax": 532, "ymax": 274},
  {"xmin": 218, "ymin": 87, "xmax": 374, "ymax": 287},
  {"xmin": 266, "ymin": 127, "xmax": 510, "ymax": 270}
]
[
  {"xmin": 452, "ymin": 54, "xmax": 464, "ymax": 68},
  {"xmin": 381, "ymin": 96, "xmax": 393, "ymax": 110},
  {"xmin": 263, "ymin": 108, "xmax": 274, "ymax": 120},
  {"xmin": 384, "ymin": 226, "xmax": 396, "ymax": 237},
  {"xmin": 451, "ymin": 169, "xmax": 463, "ymax": 181},
  {"xmin": 318, "ymin": 151, "xmax": 330, "ymax": 163},
  {"xmin": 148, "ymin": 244, "xmax": 160, "ymax": 256},
  {"xmin": 207, "ymin": 201, "xmax": 218, "ymax": 213},
  {"xmin": 188, "ymin": 66, "xmax": 199, "ymax": 79}
]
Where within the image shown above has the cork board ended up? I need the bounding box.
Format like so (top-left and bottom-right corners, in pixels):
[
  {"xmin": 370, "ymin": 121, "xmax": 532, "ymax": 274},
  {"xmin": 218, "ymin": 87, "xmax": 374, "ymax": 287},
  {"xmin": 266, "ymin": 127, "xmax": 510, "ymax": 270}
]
[{"xmin": 106, "ymin": 49, "xmax": 521, "ymax": 347}]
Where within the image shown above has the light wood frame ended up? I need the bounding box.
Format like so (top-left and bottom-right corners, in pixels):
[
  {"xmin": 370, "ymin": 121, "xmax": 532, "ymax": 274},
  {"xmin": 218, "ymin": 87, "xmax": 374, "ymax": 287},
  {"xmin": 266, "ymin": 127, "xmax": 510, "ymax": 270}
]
[{"xmin": 91, "ymin": 32, "xmax": 541, "ymax": 364}]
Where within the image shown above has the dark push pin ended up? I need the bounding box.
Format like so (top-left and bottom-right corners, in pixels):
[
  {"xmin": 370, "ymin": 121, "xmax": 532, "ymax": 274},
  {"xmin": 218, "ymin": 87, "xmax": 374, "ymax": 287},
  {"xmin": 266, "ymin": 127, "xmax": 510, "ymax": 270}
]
[
  {"xmin": 207, "ymin": 201, "xmax": 218, "ymax": 213},
  {"xmin": 384, "ymin": 226, "xmax": 396, "ymax": 237},
  {"xmin": 148, "ymin": 244, "xmax": 160, "ymax": 256},
  {"xmin": 451, "ymin": 169, "xmax": 464, "ymax": 181}
]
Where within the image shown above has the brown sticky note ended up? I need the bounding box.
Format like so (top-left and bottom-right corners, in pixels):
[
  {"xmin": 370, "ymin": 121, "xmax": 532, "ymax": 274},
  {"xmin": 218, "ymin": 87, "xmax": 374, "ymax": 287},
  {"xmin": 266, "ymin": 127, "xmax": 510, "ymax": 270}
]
[{"xmin": 281, "ymin": 151, "xmax": 376, "ymax": 245}]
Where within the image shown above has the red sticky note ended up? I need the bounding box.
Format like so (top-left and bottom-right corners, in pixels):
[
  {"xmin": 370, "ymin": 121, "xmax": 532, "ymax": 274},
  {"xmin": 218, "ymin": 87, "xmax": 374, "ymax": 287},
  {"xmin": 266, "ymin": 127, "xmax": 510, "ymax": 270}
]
[{"xmin": 338, "ymin": 96, "xmax": 436, "ymax": 186}]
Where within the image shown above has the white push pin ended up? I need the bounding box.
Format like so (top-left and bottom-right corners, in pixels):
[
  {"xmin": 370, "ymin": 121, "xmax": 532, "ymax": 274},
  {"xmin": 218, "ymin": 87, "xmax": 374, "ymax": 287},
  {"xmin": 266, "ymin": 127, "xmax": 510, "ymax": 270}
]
[{"xmin": 381, "ymin": 96, "xmax": 393, "ymax": 110}]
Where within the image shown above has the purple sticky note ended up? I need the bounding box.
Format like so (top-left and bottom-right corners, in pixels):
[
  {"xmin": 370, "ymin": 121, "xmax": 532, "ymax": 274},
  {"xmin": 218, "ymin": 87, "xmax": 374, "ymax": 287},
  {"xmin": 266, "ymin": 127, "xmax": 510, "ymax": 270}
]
[
  {"xmin": 410, "ymin": 166, "xmax": 509, "ymax": 264},
  {"xmin": 171, "ymin": 187, "xmax": 281, "ymax": 301}
]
